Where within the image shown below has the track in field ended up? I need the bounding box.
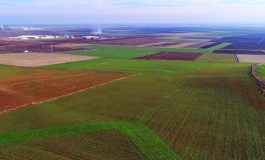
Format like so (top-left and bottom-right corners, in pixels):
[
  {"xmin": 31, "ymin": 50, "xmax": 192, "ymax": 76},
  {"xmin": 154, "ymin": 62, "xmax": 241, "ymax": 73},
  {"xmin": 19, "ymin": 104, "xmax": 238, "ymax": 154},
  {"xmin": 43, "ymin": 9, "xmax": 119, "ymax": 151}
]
[{"xmin": 0, "ymin": 121, "xmax": 180, "ymax": 160}]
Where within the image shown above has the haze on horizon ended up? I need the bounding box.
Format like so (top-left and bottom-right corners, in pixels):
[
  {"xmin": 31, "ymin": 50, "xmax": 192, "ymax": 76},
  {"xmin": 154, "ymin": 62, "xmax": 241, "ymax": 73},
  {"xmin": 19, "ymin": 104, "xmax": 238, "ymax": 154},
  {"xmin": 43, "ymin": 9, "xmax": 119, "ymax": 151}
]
[{"xmin": 1, "ymin": 0, "xmax": 265, "ymax": 25}]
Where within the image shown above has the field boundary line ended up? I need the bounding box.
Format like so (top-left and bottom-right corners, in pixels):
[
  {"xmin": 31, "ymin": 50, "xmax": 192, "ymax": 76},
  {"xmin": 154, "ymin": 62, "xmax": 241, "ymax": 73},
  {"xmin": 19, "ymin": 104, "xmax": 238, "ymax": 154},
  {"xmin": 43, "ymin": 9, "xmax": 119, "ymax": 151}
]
[
  {"xmin": 248, "ymin": 64, "xmax": 265, "ymax": 96},
  {"xmin": 0, "ymin": 73, "xmax": 140, "ymax": 115},
  {"xmin": 0, "ymin": 121, "xmax": 181, "ymax": 160}
]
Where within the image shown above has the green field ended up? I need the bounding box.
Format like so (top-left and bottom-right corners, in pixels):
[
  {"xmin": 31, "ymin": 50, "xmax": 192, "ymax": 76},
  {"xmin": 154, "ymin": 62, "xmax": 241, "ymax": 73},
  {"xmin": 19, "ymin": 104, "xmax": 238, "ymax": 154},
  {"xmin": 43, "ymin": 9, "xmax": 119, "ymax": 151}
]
[
  {"xmin": 0, "ymin": 121, "xmax": 179, "ymax": 160},
  {"xmin": 196, "ymin": 53, "xmax": 236, "ymax": 63},
  {"xmin": 0, "ymin": 45, "xmax": 264, "ymax": 159},
  {"xmin": 206, "ymin": 42, "xmax": 232, "ymax": 50},
  {"xmin": 0, "ymin": 66, "xmax": 19, "ymax": 78},
  {"xmin": 70, "ymin": 45, "xmax": 212, "ymax": 58},
  {"xmin": 69, "ymin": 44, "xmax": 235, "ymax": 62},
  {"xmin": 255, "ymin": 65, "xmax": 265, "ymax": 80}
]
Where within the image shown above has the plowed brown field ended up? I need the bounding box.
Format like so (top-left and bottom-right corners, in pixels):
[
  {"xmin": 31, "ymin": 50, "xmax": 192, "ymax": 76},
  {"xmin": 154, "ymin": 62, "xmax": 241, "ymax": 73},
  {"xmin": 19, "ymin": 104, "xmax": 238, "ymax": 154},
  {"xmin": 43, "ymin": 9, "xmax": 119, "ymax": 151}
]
[
  {"xmin": 0, "ymin": 53, "xmax": 97, "ymax": 67},
  {"xmin": 137, "ymin": 52, "xmax": 202, "ymax": 61},
  {"xmin": 0, "ymin": 68, "xmax": 132, "ymax": 114}
]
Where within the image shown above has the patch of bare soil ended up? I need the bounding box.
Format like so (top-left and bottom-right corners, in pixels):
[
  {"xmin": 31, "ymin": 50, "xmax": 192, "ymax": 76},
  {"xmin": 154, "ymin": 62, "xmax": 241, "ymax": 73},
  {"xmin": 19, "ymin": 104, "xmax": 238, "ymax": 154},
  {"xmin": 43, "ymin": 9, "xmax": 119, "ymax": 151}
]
[
  {"xmin": 237, "ymin": 54, "xmax": 265, "ymax": 64},
  {"xmin": 0, "ymin": 68, "xmax": 133, "ymax": 114},
  {"xmin": 0, "ymin": 53, "xmax": 98, "ymax": 67}
]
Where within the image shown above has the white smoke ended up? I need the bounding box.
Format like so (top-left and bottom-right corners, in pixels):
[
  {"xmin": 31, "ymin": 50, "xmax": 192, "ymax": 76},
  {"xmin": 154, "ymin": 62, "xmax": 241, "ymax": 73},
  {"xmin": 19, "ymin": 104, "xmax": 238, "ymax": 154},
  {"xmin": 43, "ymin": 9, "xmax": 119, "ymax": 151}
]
[{"xmin": 94, "ymin": 26, "xmax": 103, "ymax": 34}]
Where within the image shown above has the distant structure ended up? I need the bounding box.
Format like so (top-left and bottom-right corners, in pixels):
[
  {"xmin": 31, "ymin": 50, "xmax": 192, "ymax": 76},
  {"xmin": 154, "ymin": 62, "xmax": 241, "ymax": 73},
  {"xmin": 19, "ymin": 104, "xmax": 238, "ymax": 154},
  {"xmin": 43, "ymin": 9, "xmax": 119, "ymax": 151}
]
[
  {"xmin": 10, "ymin": 35, "xmax": 62, "ymax": 40},
  {"xmin": 0, "ymin": 25, "xmax": 9, "ymax": 31},
  {"xmin": 64, "ymin": 35, "xmax": 75, "ymax": 39},
  {"xmin": 81, "ymin": 35, "xmax": 101, "ymax": 40},
  {"xmin": 0, "ymin": 25, "xmax": 42, "ymax": 31},
  {"xmin": 17, "ymin": 35, "xmax": 41, "ymax": 40},
  {"xmin": 11, "ymin": 26, "xmax": 43, "ymax": 31}
]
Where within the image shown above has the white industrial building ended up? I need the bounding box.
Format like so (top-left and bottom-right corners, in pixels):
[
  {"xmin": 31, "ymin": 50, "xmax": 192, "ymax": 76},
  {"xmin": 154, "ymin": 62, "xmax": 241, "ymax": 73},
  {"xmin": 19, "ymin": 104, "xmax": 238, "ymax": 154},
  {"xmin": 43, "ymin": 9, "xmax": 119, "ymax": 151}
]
[
  {"xmin": 10, "ymin": 35, "xmax": 62, "ymax": 40},
  {"xmin": 82, "ymin": 35, "xmax": 101, "ymax": 40}
]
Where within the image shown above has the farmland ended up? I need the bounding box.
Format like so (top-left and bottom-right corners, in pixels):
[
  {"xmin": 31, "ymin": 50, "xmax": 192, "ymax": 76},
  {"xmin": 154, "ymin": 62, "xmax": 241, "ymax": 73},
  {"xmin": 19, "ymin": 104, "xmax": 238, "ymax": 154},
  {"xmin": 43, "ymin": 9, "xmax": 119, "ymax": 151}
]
[
  {"xmin": 237, "ymin": 55, "xmax": 265, "ymax": 63},
  {"xmin": 201, "ymin": 42, "xmax": 232, "ymax": 50},
  {"xmin": 0, "ymin": 40, "xmax": 91, "ymax": 53},
  {"xmin": 0, "ymin": 53, "xmax": 97, "ymax": 67},
  {"xmin": 0, "ymin": 44, "xmax": 90, "ymax": 53},
  {"xmin": 254, "ymin": 65, "xmax": 265, "ymax": 81},
  {"xmin": 0, "ymin": 67, "xmax": 132, "ymax": 114},
  {"xmin": 69, "ymin": 45, "xmax": 212, "ymax": 59},
  {"xmin": 256, "ymin": 65, "xmax": 265, "ymax": 75},
  {"xmin": 209, "ymin": 33, "xmax": 265, "ymax": 55},
  {"xmin": 0, "ymin": 130, "xmax": 145, "ymax": 160},
  {"xmin": 90, "ymin": 36, "xmax": 166, "ymax": 46},
  {"xmin": 0, "ymin": 55, "xmax": 264, "ymax": 159},
  {"xmin": 146, "ymin": 39, "xmax": 212, "ymax": 49},
  {"xmin": 215, "ymin": 33, "xmax": 265, "ymax": 50},
  {"xmin": 196, "ymin": 53, "xmax": 236, "ymax": 63},
  {"xmin": 214, "ymin": 49, "xmax": 265, "ymax": 55},
  {"xmin": 136, "ymin": 52, "xmax": 202, "ymax": 61},
  {"xmin": 0, "ymin": 27, "xmax": 264, "ymax": 160}
]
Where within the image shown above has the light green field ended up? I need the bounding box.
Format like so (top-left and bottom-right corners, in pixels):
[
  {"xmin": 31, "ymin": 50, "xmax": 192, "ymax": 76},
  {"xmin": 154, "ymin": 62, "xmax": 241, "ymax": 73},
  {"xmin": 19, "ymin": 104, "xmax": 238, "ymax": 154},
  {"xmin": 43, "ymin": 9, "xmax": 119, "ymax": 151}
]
[
  {"xmin": 254, "ymin": 65, "xmax": 265, "ymax": 82},
  {"xmin": 196, "ymin": 53, "xmax": 236, "ymax": 63},
  {"xmin": 206, "ymin": 42, "xmax": 232, "ymax": 50},
  {"xmin": 255, "ymin": 65, "xmax": 265, "ymax": 76},
  {"xmin": 0, "ymin": 45, "xmax": 264, "ymax": 160},
  {"xmin": 0, "ymin": 66, "xmax": 19, "ymax": 78}
]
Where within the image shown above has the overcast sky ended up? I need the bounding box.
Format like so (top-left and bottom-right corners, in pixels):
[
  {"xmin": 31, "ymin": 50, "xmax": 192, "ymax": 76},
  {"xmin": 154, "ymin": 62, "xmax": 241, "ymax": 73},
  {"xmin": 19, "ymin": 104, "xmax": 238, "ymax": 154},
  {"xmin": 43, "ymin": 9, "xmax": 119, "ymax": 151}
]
[{"xmin": 1, "ymin": 0, "xmax": 265, "ymax": 25}]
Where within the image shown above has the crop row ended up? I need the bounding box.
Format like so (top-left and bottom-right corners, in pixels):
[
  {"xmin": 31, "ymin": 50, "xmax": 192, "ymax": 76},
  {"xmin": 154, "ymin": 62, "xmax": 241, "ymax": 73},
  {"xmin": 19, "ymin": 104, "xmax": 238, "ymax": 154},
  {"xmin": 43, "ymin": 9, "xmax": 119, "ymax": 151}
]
[{"xmin": 145, "ymin": 65, "xmax": 265, "ymax": 159}]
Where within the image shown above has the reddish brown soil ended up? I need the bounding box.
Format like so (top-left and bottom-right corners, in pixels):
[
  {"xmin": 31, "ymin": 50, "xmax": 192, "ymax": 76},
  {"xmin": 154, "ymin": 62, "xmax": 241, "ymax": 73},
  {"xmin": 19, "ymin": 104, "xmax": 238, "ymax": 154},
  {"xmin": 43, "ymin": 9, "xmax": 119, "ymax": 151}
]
[
  {"xmin": 0, "ymin": 39, "xmax": 90, "ymax": 53},
  {"xmin": 0, "ymin": 68, "xmax": 132, "ymax": 113},
  {"xmin": 185, "ymin": 42, "xmax": 215, "ymax": 49},
  {"xmin": 0, "ymin": 53, "xmax": 97, "ymax": 67},
  {"xmin": 137, "ymin": 52, "xmax": 202, "ymax": 61},
  {"xmin": 0, "ymin": 39, "xmax": 91, "ymax": 53},
  {"xmin": 0, "ymin": 45, "xmax": 89, "ymax": 53},
  {"xmin": 146, "ymin": 39, "xmax": 212, "ymax": 48},
  {"xmin": 90, "ymin": 36, "xmax": 166, "ymax": 46},
  {"xmin": 0, "ymin": 40, "xmax": 36, "ymax": 46},
  {"xmin": 0, "ymin": 36, "xmax": 165, "ymax": 52},
  {"xmin": 148, "ymin": 42, "xmax": 183, "ymax": 47}
]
